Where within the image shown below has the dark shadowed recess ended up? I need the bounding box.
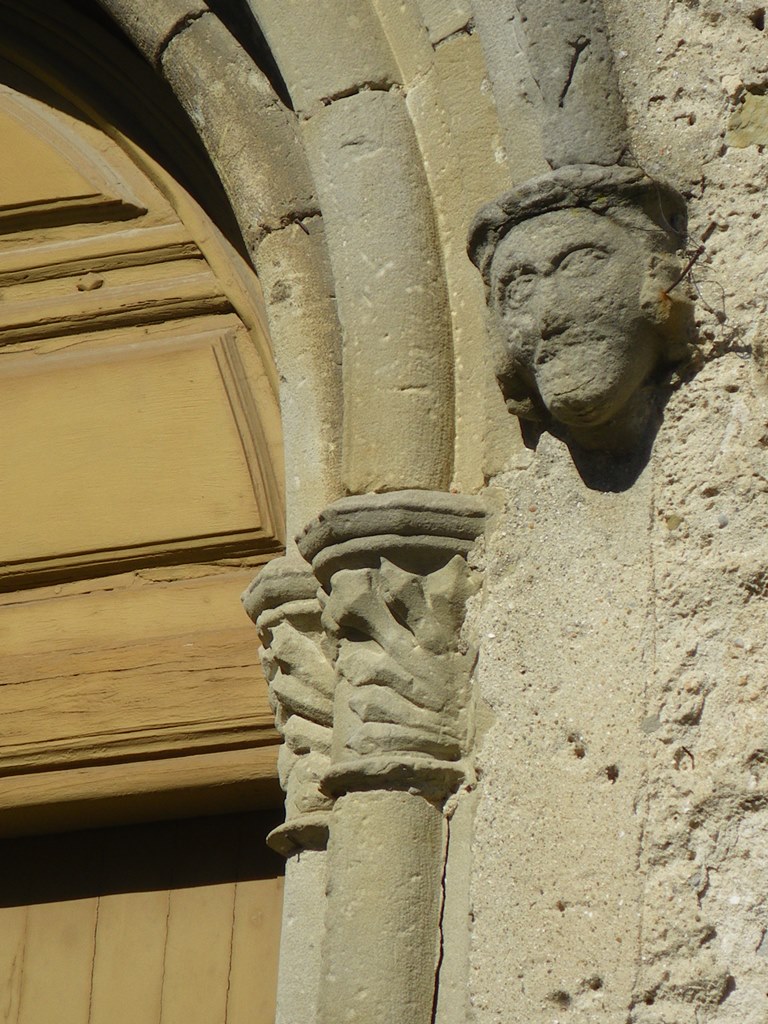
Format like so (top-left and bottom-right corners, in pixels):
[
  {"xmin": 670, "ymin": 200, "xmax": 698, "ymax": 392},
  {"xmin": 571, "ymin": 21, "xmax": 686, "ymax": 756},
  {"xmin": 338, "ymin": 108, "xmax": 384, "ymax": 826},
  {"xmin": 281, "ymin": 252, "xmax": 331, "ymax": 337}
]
[
  {"xmin": 207, "ymin": 0, "xmax": 292, "ymax": 107},
  {"xmin": 0, "ymin": 812, "xmax": 285, "ymax": 907}
]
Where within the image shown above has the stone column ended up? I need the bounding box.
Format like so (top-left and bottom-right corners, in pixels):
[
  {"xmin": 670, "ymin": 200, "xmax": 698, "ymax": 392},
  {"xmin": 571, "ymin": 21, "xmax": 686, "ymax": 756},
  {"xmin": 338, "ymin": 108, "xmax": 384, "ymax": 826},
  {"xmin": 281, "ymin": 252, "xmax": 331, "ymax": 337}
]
[
  {"xmin": 297, "ymin": 491, "xmax": 486, "ymax": 1024},
  {"xmin": 243, "ymin": 557, "xmax": 336, "ymax": 1024}
]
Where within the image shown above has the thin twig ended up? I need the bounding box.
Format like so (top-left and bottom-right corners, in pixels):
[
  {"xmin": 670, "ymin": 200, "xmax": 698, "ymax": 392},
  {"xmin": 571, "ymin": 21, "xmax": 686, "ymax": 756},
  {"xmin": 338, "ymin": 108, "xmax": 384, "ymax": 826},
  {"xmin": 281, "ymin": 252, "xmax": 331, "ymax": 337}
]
[{"xmin": 664, "ymin": 221, "xmax": 717, "ymax": 295}]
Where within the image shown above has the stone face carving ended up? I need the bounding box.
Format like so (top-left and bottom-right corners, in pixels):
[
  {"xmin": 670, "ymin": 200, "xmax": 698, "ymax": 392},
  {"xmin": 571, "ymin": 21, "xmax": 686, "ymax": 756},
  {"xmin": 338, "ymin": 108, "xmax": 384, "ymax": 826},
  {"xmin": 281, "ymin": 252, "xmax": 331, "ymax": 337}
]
[
  {"xmin": 242, "ymin": 557, "xmax": 335, "ymax": 855},
  {"xmin": 469, "ymin": 164, "xmax": 693, "ymax": 451},
  {"xmin": 297, "ymin": 489, "xmax": 486, "ymax": 800}
]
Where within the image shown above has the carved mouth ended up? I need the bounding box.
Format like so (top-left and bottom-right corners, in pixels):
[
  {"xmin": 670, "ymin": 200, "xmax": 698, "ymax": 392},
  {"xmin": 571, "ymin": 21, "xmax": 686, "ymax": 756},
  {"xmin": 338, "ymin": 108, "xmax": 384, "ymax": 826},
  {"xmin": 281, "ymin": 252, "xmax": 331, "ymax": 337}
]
[{"xmin": 532, "ymin": 332, "xmax": 633, "ymax": 427}]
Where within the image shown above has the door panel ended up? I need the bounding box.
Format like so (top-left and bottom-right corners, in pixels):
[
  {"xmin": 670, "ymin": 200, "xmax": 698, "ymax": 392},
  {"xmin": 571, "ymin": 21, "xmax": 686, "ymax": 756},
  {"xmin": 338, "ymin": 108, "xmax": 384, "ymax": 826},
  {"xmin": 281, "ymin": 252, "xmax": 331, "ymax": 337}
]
[
  {"xmin": 0, "ymin": 814, "xmax": 284, "ymax": 1024},
  {"xmin": 0, "ymin": 25, "xmax": 284, "ymax": 833},
  {"xmin": 2, "ymin": 329, "xmax": 272, "ymax": 579}
]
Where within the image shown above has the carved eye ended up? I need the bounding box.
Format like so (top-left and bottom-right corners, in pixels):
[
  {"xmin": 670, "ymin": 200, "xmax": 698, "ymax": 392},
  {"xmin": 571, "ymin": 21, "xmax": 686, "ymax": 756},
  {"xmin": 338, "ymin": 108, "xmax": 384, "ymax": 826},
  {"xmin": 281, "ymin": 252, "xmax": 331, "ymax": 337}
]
[
  {"xmin": 558, "ymin": 247, "xmax": 609, "ymax": 274},
  {"xmin": 503, "ymin": 271, "xmax": 536, "ymax": 310}
]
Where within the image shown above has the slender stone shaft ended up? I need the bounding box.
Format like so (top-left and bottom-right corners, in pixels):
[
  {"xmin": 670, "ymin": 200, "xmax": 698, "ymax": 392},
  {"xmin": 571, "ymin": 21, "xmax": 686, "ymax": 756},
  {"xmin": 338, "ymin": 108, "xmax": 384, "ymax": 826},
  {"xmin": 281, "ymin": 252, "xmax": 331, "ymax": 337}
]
[
  {"xmin": 276, "ymin": 850, "xmax": 327, "ymax": 1024},
  {"xmin": 317, "ymin": 792, "xmax": 446, "ymax": 1024}
]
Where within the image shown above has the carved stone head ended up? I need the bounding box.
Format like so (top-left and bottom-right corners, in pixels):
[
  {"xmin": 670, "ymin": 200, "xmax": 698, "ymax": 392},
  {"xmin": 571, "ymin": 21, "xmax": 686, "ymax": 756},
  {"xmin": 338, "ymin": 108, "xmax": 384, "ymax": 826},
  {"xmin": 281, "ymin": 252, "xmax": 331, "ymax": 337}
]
[{"xmin": 468, "ymin": 165, "xmax": 692, "ymax": 450}]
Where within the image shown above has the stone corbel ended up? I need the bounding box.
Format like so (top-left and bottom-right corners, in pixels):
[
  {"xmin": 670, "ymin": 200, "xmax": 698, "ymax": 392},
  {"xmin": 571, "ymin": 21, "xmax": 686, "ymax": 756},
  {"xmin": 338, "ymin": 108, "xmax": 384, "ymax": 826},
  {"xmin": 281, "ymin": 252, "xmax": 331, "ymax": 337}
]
[
  {"xmin": 470, "ymin": 0, "xmax": 693, "ymax": 456},
  {"xmin": 295, "ymin": 489, "xmax": 486, "ymax": 1024}
]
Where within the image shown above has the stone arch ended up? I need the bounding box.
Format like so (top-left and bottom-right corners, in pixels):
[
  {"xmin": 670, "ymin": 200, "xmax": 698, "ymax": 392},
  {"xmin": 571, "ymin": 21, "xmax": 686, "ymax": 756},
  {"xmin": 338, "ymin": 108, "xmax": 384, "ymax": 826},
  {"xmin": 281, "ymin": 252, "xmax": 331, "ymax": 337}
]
[
  {"xmin": 93, "ymin": 0, "xmax": 515, "ymax": 511},
  {"xmin": 63, "ymin": 9, "xmax": 519, "ymax": 1022}
]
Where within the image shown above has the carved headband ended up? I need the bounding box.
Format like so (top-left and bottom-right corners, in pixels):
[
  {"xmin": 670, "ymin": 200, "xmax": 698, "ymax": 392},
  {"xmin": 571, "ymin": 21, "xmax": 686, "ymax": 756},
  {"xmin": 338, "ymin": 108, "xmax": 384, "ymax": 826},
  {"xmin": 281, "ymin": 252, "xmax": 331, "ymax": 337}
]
[{"xmin": 467, "ymin": 163, "xmax": 688, "ymax": 288}]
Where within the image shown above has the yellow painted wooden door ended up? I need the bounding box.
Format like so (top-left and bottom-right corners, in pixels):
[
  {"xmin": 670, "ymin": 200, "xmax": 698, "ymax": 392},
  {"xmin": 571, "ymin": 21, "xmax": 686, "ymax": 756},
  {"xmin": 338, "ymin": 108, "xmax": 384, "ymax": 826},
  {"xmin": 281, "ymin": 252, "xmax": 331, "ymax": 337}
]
[
  {"xmin": 0, "ymin": 813, "xmax": 284, "ymax": 1024},
  {"xmin": 0, "ymin": 8, "xmax": 286, "ymax": 1023},
  {"xmin": 0, "ymin": 23, "xmax": 283, "ymax": 829}
]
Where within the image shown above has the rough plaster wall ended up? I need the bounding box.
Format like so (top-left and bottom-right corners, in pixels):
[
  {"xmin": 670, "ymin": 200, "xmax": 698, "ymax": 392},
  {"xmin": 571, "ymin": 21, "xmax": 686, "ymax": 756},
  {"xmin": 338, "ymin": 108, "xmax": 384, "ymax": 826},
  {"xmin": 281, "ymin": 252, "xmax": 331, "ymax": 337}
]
[{"xmin": 469, "ymin": 2, "xmax": 768, "ymax": 1022}]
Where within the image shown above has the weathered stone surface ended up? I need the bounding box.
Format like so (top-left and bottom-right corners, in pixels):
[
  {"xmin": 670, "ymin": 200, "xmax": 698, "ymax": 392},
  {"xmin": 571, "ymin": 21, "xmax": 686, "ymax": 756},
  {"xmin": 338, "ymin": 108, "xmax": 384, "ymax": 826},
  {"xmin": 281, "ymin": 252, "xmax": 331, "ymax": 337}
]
[
  {"xmin": 405, "ymin": 30, "xmax": 518, "ymax": 489},
  {"xmin": 243, "ymin": 557, "xmax": 335, "ymax": 855},
  {"xmin": 275, "ymin": 849, "xmax": 326, "ymax": 1024},
  {"xmin": 161, "ymin": 13, "xmax": 317, "ymax": 245},
  {"xmin": 98, "ymin": 0, "xmax": 208, "ymax": 66},
  {"xmin": 467, "ymin": 4, "xmax": 768, "ymax": 1020},
  {"xmin": 414, "ymin": 0, "xmax": 473, "ymax": 46},
  {"xmin": 318, "ymin": 791, "xmax": 446, "ymax": 1024},
  {"xmin": 298, "ymin": 489, "xmax": 486, "ymax": 581},
  {"xmin": 469, "ymin": 164, "xmax": 692, "ymax": 452},
  {"xmin": 246, "ymin": 0, "xmax": 400, "ymax": 114},
  {"xmin": 469, "ymin": 443, "xmax": 655, "ymax": 1022},
  {"xmin": 255, "ymin": 218, "xmax": 343, "ymax": 539},
  {"xmin": 298, "ymin": 490, "xmax": 485, "ymax": 798},
  {"xmin": 301, "ymin": 90, "xmax": 454, "ymax": 493},
  {"xmin": 470, "ymin": 0, "xmax": 549, "ymax": 181},
  {"xmin": 320, "ymin": 555, "xmax": 478, "ymax": 798},
  {"xmin": 370, "ymin": 0, "xmax": 433, "ymax": 88},
  {"xmin": 476, "ymin": 0, "xmax": 629, "ymax": 169},
  {"xmin": 630, "ymin": 352, "xmax": 768, "ymax": 1024},
  {"xmin": 726, "ymin": 91, "xmax": 768, "ymax": 148}
]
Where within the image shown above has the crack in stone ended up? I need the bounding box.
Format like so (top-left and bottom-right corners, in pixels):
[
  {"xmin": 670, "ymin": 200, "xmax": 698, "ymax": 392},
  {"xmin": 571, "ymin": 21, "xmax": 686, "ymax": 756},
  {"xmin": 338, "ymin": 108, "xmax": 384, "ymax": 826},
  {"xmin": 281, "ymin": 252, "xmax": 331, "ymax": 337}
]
[
  {"xmin": 156, "ymin": 7, "xmax": 210, "ymax": 67},
  {"xmin": 433, "ymin": 20, "xmax": 475, "ymax": 49},
  {"xmin": 559, "ymin": 35, "xmax": 590, "ymax": 107},
  {"xmin": 298, "ymin": 82, "xmax": 403, "ymax": 121},
  {"xmin": 430, "ymin": 815, "xmax": 450, "ymax": 1024},
  {"xmin": 269, "ymin": 210, "xmax": 323, "ymax": 233},
  {"xmin": 320, "ymin": 81, "xmax": 400, "ymax": 106}
]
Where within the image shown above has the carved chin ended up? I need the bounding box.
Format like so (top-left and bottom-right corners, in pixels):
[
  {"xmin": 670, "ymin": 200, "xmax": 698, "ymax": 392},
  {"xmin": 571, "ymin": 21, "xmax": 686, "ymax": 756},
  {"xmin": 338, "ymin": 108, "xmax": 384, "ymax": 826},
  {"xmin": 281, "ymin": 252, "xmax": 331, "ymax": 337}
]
[{"xmin": 533, "ymin": 335, "xmax": 652, "ymax": 429}]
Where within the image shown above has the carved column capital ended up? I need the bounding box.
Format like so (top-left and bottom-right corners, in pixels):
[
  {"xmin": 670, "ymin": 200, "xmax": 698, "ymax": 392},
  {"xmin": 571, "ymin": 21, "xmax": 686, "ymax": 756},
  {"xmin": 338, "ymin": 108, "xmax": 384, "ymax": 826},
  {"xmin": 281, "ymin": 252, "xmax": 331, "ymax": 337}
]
[
  {"xmin": 297, "ymin": 490, "xmax": 486, "ymax": 802},
  {"xmin": 243, "ymin": 556, "xmax": 335, "ymax": 855}
]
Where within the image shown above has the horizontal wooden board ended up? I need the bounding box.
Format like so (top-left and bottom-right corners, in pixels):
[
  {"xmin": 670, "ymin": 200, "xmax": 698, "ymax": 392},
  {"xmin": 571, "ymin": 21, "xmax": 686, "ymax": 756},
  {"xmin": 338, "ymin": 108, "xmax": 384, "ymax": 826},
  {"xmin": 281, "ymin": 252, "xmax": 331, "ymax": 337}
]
[
  {"xmin": 0, "ymin": 259, "xmax": 229, "ymax": 343},
  {"xmin": 0, "ymin": 222, "xmax": 200, "ymax": 286},
  {"xmin": 0, "ymin": 569, "xmax": 278, "ymax": 775},
  {"xmin": 0, "ymin": 747, "xmax": 281, "ymax": 836}
]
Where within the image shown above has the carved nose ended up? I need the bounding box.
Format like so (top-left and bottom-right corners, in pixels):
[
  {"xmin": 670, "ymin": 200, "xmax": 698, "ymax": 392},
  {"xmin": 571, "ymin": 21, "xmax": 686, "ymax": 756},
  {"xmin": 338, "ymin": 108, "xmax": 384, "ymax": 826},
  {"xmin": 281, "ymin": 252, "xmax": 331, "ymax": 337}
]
[{"xmin": 534, "ymin": 278, "xmax": 570, "ymax": 339}]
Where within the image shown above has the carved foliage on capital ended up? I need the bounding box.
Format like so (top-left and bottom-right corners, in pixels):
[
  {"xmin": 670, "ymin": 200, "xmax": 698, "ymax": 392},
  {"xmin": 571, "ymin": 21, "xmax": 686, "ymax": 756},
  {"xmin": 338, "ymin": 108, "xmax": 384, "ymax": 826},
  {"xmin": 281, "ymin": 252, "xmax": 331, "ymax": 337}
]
[
  {"xmin": 322, "ymin": 557, "xmax": 478, "ymax": 787},
  {"xmin": 243, "ymin": 557, "xmax": 335, "ymax": 855},
  {"xmin": 298, "ymin": 491, "xmax": 486, "ymax": 800}
]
